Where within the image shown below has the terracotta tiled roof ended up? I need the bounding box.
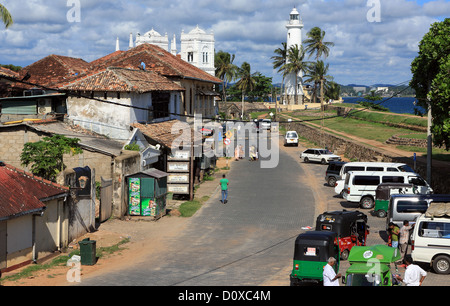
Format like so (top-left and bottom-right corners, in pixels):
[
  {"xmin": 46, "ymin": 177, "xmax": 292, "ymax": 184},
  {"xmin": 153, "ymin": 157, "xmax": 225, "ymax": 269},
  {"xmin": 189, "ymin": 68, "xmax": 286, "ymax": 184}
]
[
  {"xmin": 0, "ymin": 67, "xmax": 19, "ymax": 79},
  {"xmin": 0, "ymin": 163, "xmax": 69, "ymax": 220},
  {"xmin": 89, "ymin": 44, "xmax": 222, "ymax": 84},
  {"xmin": 59, "ymin": 67, "xmax": 185, "ymax": 93},
  {"xmin": 15, "ymin": 54, "xmax": 90, "ymax": 89},
  {"xmin": 132, "ymin": 120, "xmax": 203, "ymax": 150}
]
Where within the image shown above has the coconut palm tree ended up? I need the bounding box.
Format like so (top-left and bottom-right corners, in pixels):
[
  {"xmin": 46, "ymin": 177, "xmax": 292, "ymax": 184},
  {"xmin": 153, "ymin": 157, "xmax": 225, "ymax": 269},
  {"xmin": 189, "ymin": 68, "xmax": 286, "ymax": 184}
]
[
  {"xmin": 0, "ymin": 3, "xmax": 13, "ymax": 28},
  {"xmin": 326, "ymin": 81, "xmax": 341, "ymax": 101},
  {"xmin": 235, "ymin": 62, "xmax": 257, "ymax": 120},
  {"xmin": 271, "ymin": 42, "xmax": 287, "ymax": 104},
  {"xmin": 304, "ymin": 60, "xmax": 333, "ymax": 109},
  {"xmin": 304, "ymin": 27, "xmax": 334, "ymax": 60},
  {"xmin": 215, "ymin": 50, "xmax": 238, "ymax": 103},
  {"xmin": 304, "ymin": 27, "xmax": 334, "ymax": 104},
  {"xmin": 281, "ymin": 45, "xmax": 309, "ymax": 105}
]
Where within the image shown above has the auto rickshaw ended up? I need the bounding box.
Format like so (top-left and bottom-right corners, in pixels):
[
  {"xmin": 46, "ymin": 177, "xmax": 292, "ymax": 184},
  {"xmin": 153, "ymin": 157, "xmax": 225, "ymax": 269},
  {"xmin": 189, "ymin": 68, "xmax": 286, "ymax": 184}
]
[
  {"xmin": 316, "ymin": 210, "xmax": 369, "ymax": 260},
  {"xmin": 290, "ymin": 231, "xmax": 340, "ymax": 286},
  {"xmin": 342, "ymin": 245, "xmax": 401, "ymax": 286},
  {"xmin": 374, "ymin": 183, "xmax": 416, "ymax": 218}
]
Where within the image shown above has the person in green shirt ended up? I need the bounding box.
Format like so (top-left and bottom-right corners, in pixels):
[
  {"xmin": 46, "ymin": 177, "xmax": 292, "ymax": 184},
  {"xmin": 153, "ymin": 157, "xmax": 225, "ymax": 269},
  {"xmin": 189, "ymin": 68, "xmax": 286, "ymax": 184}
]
[
  {"xmin": 388, "ymin": 222, "xmax": 400, "ymax": 248},
  {"xmin": 219, "ymin": 174, "xmax": 229, "ymax": 204}
]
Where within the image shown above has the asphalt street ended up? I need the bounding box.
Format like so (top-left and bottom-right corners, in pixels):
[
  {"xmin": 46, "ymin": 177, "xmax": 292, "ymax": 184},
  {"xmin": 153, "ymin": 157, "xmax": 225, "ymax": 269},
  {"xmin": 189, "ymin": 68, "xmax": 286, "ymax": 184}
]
[{"xmin": 80, "ymin": 132, "xmax": 317, "ymax": 286}]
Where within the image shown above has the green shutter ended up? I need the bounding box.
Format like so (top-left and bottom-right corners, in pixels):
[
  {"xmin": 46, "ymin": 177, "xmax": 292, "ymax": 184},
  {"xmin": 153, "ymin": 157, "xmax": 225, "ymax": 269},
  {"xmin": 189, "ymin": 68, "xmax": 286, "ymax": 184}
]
[
  {"xmin": 140, "ymin": 178, "xmax": 155, "ymax": 198},
  {"xmin": 2, "ymin": 100, "xmax": 37, "ymax": 115}
]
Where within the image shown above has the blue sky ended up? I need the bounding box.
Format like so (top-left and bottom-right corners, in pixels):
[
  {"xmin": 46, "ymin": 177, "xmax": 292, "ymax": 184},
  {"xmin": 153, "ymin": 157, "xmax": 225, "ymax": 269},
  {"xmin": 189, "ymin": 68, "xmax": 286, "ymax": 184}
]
[{"xmin": 0, "ymin": 0, "xmax": 449, "ymax": 86}]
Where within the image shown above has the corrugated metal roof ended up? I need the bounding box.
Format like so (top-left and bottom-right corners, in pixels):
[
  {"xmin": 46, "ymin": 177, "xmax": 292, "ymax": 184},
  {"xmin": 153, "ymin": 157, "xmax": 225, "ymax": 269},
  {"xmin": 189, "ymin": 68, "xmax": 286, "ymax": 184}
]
[{"xmin": 0, "ymin": 164, "xmax": 69, "ymax": 221}]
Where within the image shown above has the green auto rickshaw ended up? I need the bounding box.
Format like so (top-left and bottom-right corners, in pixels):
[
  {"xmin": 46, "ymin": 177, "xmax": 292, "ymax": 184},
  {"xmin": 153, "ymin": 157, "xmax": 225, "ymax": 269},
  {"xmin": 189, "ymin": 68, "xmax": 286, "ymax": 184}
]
[
  {"xmin": 342, "ymin": 245, "xmax": 401, "ymax": 286},
  {"xmin": 374, "ymin": 183, "xmax": 416, "ymax": 218},
  {"xmin": 290, "ymin": 231, "xmax": 340, "ymax": 286}
]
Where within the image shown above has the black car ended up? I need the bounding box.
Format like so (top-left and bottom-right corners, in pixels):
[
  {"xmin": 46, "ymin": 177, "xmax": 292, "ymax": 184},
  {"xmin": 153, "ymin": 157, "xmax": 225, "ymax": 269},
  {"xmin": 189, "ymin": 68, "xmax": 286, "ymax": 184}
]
[{"xmin": 325, "ymin": 161, "xmax": 346, "ymax": 187}]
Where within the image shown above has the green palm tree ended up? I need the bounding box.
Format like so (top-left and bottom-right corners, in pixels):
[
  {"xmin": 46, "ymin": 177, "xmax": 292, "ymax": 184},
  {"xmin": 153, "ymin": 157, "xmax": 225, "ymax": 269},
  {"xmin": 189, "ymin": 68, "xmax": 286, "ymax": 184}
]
[
  {"xmin": 0, "ymin": 3, "xmax": 13, "ymax": 28},
  {"xmin": 326, "ymin": 81, "xmax": 341, "ymax": 101},
  {"xmin": 271, "ymin": 42, "xmax": 287, "ymax": 105},
  {"xmin": 304, "ymin": 27, "xmax": 334, "ymax": 60},
  {"xmin": 304, "ymin": 60, "xmax": 333, "ymax": 108},
  {"xmin": 215, "ymin": 51, "xmax": 238, "ymax": 103},
  {"xmin": 235, "ymin": 62, "xmax": 257, "ymax": 120},
  {"xmin": 282, "ymin": 45, "xmax": 309, "ymax": 105},
  {"xmin": 304, "ymin": 27, "xmax": 334, "ymax": 104}
]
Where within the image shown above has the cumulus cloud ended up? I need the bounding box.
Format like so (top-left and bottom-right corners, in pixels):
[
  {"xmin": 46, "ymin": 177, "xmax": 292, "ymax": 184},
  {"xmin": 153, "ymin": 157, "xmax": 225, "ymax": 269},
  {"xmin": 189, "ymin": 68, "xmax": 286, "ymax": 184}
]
[{"xmin": 0, "ymin": 0, "xmax": 448, "ymax": 85}]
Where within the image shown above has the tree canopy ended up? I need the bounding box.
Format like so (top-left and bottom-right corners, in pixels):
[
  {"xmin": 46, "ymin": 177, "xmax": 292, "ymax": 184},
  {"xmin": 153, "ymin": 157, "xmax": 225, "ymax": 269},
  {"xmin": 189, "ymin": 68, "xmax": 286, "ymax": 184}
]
[
  {"xmin": 410, "ymin": 18, "xmax": 450, "ymax": 150},
  {"xmin": 21, "ymin": 135, "xmax": 83, "ymax": 182}
]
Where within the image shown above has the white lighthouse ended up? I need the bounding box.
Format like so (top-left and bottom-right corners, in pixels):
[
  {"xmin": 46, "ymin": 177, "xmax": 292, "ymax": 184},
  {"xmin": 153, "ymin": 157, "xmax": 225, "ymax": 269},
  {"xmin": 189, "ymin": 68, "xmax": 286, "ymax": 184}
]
[{"xmin": 285, "ymin": 7, "xmax": 304, "ymax": 105}]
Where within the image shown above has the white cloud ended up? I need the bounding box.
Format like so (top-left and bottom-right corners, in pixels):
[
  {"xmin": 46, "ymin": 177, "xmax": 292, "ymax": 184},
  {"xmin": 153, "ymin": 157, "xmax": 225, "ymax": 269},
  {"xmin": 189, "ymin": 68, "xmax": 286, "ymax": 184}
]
[{"xmin": 0, "ymin": 0, "xmax": 447, "ymax": 85}]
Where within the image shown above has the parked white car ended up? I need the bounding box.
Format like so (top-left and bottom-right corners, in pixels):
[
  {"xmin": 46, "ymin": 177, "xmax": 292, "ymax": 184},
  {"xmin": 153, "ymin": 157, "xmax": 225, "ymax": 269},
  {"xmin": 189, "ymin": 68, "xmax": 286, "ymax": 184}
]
[
  {"xmin": 260, "ymin": 119, "xmax": 271, "ymax": 130},
  {"xmin": 284, "ymin": 131, "xmax": 299, "ymax": 146},
  {"xmin": 300, "ymin": 148, "xmax": 341, "ymax": 164}
]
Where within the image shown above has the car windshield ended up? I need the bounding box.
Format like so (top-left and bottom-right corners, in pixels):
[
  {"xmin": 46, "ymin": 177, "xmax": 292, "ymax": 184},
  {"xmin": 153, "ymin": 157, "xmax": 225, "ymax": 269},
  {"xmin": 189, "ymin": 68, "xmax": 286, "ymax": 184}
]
[
  {"xmin": 347, "ymin": 273, "xmax": 381, "ymax": 286},
  {"xmin": 319, "ymin": 150, "xmax": 332, "ymax": 155},
  {"xmin": 399, "ymin": 165, "xmax": 415, "ymax": 173},
  {"xmin": 286, "ymin": 132, "xmax": 297, "ymax": 138}
]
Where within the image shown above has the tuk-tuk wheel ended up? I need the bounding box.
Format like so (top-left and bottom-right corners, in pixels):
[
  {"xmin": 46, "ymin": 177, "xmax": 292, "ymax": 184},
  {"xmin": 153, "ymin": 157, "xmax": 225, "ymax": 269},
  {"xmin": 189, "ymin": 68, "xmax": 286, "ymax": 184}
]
[
  {"xmin": 376, "ymin": 210, "xmax": 387, "ymax": 218},
  {"xmin": 341, "ymin": 249, "xmax": 349, "ymax": 261}
]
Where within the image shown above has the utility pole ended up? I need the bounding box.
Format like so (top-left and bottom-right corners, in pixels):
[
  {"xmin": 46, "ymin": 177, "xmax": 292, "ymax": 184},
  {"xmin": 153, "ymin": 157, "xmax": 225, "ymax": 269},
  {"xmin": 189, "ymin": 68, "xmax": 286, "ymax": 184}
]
[
  {"xmin": 426, "ymin": 81, "xmax": 432, "ymax": 185},
  {"xmin": 427, "ymin": 100, "xmax": 432, "ymax": 186}
]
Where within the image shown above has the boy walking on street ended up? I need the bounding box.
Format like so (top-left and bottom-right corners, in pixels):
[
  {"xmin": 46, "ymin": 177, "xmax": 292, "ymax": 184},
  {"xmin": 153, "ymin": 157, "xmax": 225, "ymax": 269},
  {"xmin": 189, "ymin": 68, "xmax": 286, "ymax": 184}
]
[{"xmin": 220, "ymin": 174, "xmax": 229, "ymax": 204}]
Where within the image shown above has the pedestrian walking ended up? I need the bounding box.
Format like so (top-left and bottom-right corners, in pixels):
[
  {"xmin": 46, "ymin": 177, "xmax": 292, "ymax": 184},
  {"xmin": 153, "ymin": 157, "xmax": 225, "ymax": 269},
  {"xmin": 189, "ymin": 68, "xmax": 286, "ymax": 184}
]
[
  {"xmin": 395, "ymin": 255, "xmax": 427, "ymax": 286},
  {"xmin": 388, "ymin": 222, "xmax": 400, "ymax": 248},
  {"xmin": 219, "ymin": 174, "xmax": 229, "ymax": 204},
  {"xmin": 399, "ymin": 220, "xmax": 413, "ymax": 262},
  {"xmin": 323, "ymin": 257, "xmax": 341, "ymax": 286}
]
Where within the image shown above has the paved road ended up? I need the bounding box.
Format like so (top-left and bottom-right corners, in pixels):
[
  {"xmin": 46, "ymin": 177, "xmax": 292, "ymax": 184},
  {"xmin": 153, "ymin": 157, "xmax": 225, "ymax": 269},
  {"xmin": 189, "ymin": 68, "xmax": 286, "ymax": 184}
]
[{"xmin": 80, "ymin": 133, "xmax": 317, "ymax": 286}]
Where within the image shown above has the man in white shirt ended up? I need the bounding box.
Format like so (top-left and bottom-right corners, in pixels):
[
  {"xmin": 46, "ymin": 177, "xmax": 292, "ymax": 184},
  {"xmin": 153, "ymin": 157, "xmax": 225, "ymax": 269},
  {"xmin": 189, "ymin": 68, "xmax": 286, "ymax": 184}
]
[
  {"xmin": 395, "ymin": 255, "xmax": 427, "ymax": 286},
  {"xmin": 323, "ymin": 257, "xmax": 341, "ymax": 286}
]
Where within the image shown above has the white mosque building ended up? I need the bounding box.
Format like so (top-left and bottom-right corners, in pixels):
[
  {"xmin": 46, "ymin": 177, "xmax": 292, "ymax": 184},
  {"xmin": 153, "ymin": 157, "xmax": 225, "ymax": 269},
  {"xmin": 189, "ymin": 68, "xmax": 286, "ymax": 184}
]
[
  {"xmin": 116, "ymin": 25, "xmax": 215, "ymax": 76},
  {"xmin": 284, "ymin": 7, "xmax": 305, "ymax": 105}
]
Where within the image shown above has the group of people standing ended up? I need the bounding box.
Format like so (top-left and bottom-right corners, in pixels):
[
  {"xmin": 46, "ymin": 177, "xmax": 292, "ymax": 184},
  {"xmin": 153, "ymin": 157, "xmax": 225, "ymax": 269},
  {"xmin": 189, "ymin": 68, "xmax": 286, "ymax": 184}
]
[
  {"xmin": 234, "ymin": 145, "xmax": 258, "ymax": 161},
  {"xmin": 388, "ymin": 221, "xmax": 427, "ymax": 286},
  {"xmin": 323, "ymin": 221, "xmax": 427, "ymax": 286}
]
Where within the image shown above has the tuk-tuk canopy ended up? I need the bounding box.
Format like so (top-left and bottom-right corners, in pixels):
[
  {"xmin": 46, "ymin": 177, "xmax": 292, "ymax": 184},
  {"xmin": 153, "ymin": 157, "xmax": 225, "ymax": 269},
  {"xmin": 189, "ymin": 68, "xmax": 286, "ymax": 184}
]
[
  {"xmin": 293, "ymin": 231, "xmax": 338, "ymax": 262},
  {"xmin": 346, "ymin": 262, "xmax": 391, "ymax": 275},
  {"xmin": 316, "ymin": 210, "xmax": 367, "ymax": 237},
  {"xmin": 375, "ymin": 183, "xmax": 415, "ymax": 201},
  {"xmin": 348, "ymin": 245, "xmax": 401, "ymax": 264}
]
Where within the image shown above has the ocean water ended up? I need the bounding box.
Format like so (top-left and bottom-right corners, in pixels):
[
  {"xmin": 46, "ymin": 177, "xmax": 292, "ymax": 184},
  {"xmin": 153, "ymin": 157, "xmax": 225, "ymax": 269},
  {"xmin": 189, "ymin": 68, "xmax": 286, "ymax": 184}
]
[{"xmin": 342, "ymin": 97, "xmax": 426, "ymax": 115}]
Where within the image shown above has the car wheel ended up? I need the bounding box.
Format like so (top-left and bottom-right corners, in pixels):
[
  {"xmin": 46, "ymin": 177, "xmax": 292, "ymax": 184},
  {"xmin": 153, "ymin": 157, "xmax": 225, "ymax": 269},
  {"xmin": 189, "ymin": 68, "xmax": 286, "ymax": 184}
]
[
  {"xmin": 360, "ymin": 196, "xmax": 374, "ymax": 209},
  {"xmin": 376, "ymin": 210, "xmax": 387, "ymax": 218},
  {"xmin": 433, "ymin": 255, "xmax": 450, "ymax": 274},
  {"xmin": 304, "ymin": 157, "xmax": 309, "ymax": 163},
  {"xmin": 321, "ymin": 158, "xmax": 327, "ymax": 165},
  {"xmin": 328, "ymin": 177, "xmax": 337, "ymax": 187}
]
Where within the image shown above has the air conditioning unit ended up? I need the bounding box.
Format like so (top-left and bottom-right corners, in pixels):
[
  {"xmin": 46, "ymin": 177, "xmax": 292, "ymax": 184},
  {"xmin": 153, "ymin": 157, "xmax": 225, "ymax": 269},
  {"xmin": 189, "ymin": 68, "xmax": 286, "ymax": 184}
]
[{"xmin": 37, "ymin": 99, "xmax": 52, "ymax": 115}]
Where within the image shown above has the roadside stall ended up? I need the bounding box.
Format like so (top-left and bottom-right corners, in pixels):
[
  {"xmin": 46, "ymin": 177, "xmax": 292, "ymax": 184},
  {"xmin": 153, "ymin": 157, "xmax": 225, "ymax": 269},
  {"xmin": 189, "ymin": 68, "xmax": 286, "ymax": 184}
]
[{"xmin": 126, "ymin": 168, "xmax": 168, "ymax": 220}]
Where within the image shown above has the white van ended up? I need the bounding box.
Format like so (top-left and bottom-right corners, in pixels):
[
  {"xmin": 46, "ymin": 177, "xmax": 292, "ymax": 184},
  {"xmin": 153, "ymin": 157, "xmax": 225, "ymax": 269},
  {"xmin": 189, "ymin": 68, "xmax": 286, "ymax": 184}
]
[
  {"xmin": 343, "ymin": 171, "xmax": 433, "ymax": 209},
  {"xmin": 334, "ymin": 162, "xmax": 416, "ymax": 195},
  {"xmin": 411, "ymin": 202, "xmax": 450, "ymax": 274}
]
